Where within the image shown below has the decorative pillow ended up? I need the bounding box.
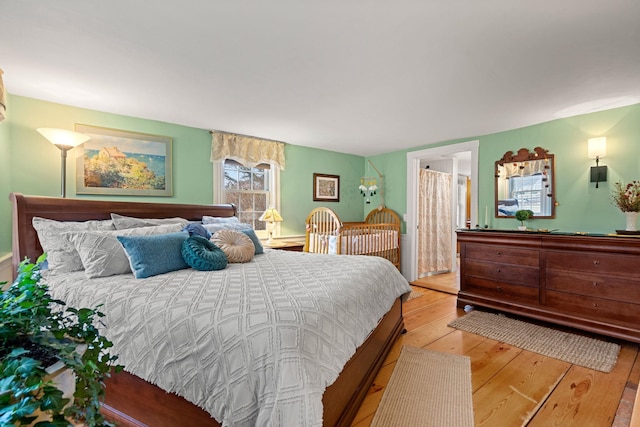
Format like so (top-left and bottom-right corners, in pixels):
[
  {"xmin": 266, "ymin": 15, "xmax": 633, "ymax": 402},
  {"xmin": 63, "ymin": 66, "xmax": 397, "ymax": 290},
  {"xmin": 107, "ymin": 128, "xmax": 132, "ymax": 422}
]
[
  {"xmin": 65, "ymin": 223, "xmax": 184, "ymax": 278},
  {"xmin": 202, "ymin": 216, "xmax": 240, "ymax": 225},
  {"xmin": 240, "ymin": 229, "xmax": 264, "ymax": 255},
  {"xmin": 111, "ymin": 213, "xmax": 189, "ymax": 230},
  {"xmin": 32, "ymin": 217, "xmax": 115, "ymax": 273},
  {"xmin": 181, "ymin": 236, "xmax": 228, "ymax": 271},
  {"xmin": 210, "ymin": 229, "xmax": 255, "ymax": 263},
  {"xmin": 117, "ymin": 232, "xmax": 190, "ymax": 279},
  {"xmin": 182, "ymin": 223, "xmax": 211, "ymax": 239}
]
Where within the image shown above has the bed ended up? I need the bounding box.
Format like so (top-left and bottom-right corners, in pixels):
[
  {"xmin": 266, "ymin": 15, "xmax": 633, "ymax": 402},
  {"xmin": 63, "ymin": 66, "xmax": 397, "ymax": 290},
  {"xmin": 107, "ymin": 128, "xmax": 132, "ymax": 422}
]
[
  {"xmin": 304, "ymin": 207, "xmax": 401, "ymax": 270},
  {"xmin": 10, "ymin": 193, "xmax": 411, "ymax": 427}
]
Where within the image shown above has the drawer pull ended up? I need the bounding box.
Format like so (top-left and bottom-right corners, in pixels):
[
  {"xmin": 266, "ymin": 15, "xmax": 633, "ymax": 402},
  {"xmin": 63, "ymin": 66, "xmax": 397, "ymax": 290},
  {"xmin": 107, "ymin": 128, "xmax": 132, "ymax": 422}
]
[
  {"xmin": 593, "ymin": 260, "xmax": 600, "ymax": 265},
  {"xmin": 496, "ymin": 251, "xmax": 502, "ymax": 256},
  {"xmin": 496, "ymin": 286, "xmax": 502, "ymax": 292},
  {"xmin": 592, "ymin": 282, "xmax": 598, "ymax": 286},
  {"xmin": 496, "ymin": 269, "xmax": 501, "ymax": 273},
  {"xmin": 593, "ymin": 303, "xmax": 598, "ymax": 308}
]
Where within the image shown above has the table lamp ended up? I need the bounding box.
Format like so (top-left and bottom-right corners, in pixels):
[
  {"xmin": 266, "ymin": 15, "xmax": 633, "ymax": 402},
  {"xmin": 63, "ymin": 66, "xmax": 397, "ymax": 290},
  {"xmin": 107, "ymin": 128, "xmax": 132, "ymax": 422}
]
[{"xmin": 259, "ymin": 207, "xmax": 283, "ymax": 244}]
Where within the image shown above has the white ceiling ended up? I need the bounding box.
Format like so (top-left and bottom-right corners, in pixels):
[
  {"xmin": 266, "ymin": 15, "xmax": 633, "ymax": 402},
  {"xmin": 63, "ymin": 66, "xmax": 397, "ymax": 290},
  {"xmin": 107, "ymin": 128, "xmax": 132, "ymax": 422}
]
[{"xmin": 2, "ymin": 1, "xmax": 639, "ymax": 156}]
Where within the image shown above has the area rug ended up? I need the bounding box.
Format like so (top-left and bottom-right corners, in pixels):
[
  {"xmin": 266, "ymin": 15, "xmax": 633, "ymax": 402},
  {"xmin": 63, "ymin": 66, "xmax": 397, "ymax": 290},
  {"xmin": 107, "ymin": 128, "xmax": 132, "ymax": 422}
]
[
  {"xmin": 371, "ymin": 346, "xmax": 474, "ymax": 427},
  {"xmin": 448, "ymin": 310, "xmax": 620, "ymax": 372},
  {"xmin": 406, "ymin": 290, "xmax": 424, "ymax": 301}
]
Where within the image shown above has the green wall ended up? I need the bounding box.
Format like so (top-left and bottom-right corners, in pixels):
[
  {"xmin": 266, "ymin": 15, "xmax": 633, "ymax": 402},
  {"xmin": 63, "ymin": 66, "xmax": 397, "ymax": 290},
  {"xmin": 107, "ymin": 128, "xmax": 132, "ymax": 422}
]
[
  {"xmin": 3, "ymin": 94, "xmax": 639, "ymax": 255},
  {"xmin": 0, "ymin": 95, "xmax": 365, "ymax": 253},
  {"xmin": 369, "ymin": 103, "xmax": 640, "ymax": 234}
]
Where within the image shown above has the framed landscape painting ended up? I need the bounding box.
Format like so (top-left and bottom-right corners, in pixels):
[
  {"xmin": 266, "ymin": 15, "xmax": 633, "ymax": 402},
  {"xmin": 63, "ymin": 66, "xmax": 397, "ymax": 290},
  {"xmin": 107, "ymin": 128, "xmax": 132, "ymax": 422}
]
[
  {"xmin": 313, "ymin": 173, "xmax": 340, "ymax": 202},
  {"xmin": 75, "ymin": 124, "xmax": 173, "ymax": 196}
]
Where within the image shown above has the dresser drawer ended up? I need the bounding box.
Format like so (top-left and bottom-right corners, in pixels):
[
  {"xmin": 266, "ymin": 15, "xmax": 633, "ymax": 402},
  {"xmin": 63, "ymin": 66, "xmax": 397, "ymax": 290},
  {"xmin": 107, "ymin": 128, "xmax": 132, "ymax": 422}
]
[
  {"xmin": 465, "ymin": 244, "xmax": 539, "ymax": 267},
  {"xmin": 546, "ymin": 251, "xmax": 640, "ymax": 278},
  {"xmin": 464, "ymin": 276, "xmax": 539, "ymax": 305},
  {"xmin": 546, "ymin": 269, "xmax": 640, "ymax": 302},
  {"xmin": 546, "ymin": 290, "xmax": 640, "ymax": 326},
  {"xmin": 465, "ymin": 259, "xmax": 539, "ymax": 287}
]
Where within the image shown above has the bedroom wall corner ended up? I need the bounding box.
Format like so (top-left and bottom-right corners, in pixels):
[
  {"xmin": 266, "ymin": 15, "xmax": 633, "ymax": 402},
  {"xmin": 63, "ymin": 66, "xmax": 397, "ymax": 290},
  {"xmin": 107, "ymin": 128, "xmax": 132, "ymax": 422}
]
[{"xmin": 0, "ymin": 93, "xmax": 12, "ymax": 254}]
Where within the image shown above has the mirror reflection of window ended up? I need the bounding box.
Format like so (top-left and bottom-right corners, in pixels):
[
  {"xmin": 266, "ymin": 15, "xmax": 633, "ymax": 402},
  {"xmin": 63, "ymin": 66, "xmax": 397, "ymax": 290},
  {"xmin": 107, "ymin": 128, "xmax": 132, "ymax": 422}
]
[{"xmin": 495, "ymin": 148, "xmax": 554, "ymax": 218}]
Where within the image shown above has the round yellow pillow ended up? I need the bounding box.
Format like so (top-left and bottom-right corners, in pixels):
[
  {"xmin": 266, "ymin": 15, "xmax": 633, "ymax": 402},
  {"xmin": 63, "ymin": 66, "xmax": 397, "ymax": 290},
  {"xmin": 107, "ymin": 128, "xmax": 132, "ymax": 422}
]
[{"xmin": 210, "ymin": 229, "xmax": 255, "ymax": 263}]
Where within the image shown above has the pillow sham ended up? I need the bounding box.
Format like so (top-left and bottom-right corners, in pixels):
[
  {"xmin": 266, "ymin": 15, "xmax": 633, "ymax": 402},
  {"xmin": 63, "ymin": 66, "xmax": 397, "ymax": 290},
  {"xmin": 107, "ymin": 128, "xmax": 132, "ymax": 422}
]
[
  {"xmin": 181, "ymin": 236, "xmax": 228, "ymax": 271},
  {"xmin": 32, "ymin": 217, "xmax": 115, "ymax": 273},
  {"xmin": 210, "ymin": 229, "xmax": 255, "ymax": 263},
  {"xmin": 117, "ymin": 232, "xmax": 190, "ymax": 279},
  {"xmin": 240, "ymin": 229, "xmax": 264, "ymax": 255},
  {"xmin": 111, "ymin": 213, "xmax": 189, "ymax": 230},
  {"xmin": 202, "ymin": 222, "xmax": 253, "ymax": 234},
  {"xmin": 65, "ymin": 223, "xmax": 184, "ymax": 278},
  {"xmin": 202, "ymin": 216, "xmax": 240, "ymax": 225}
]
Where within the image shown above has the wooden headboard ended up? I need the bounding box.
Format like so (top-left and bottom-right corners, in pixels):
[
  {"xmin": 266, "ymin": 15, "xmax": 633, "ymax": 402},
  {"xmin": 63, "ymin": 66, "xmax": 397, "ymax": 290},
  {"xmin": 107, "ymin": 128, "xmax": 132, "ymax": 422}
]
[{"xmin": 9, "ymin": 193, "xmax": 237, "ymax": 279}]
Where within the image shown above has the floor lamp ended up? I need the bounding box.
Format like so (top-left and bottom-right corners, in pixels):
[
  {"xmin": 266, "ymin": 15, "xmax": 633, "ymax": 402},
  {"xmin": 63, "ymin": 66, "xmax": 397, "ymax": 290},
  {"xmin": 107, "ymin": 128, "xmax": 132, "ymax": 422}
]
[{"xmin": 37, "ymin": 128, "xmax": 91, "ymax": 198}]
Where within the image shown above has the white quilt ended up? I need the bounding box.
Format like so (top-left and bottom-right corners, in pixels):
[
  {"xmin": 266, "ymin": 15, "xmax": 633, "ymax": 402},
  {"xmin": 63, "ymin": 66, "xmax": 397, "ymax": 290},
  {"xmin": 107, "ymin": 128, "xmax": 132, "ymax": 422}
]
[{"xmin": 44, "ymin": 250, "xmax": 411, "ymax": 426}]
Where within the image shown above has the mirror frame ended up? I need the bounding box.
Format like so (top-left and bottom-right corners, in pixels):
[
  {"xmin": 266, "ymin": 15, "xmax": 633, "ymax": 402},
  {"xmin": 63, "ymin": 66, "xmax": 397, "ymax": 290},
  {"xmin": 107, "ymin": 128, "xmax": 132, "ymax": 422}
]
[{"xmin": 495, "ymin": 147, "xmax": 555, "ymax": 219}]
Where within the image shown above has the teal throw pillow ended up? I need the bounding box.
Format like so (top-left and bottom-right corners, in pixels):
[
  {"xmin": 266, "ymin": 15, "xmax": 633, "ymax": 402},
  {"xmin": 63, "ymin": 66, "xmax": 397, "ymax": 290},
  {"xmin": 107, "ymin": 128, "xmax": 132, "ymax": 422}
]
[
  {"xmin": 181, "ymin": 236, "xmax": 228, "ymax": 271},
  {"xmin": 240, "ymin": 229, "xmax": 264, "ymax": 255},
  {"xmin": 117, "ymin": 231, "xmax": 189, "ymax": 279}
]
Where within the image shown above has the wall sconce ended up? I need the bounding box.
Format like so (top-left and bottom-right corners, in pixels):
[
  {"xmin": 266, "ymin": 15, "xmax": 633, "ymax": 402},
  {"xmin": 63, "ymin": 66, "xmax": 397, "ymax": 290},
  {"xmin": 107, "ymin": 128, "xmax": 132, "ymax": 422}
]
[
  {"xmin": 588, "ymin": 137, "xmax": 607, "ymax": 188},
  {"xmin": 37, "ymin": 128, "xmax": 91, "ymax": 197},
  {"xmin": 259, "ymin": 207, "xmax": 283, "ymax": 245}
]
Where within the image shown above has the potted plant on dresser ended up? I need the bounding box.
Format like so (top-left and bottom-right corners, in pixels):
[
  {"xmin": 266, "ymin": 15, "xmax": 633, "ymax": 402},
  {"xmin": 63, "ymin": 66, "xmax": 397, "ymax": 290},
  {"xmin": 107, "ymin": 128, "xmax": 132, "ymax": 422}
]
[
  {"xmin": 0, "ymin": 255, "xmax": 121, "ymax": 426},
  {"xmin": 515, "ymin": 209, "xmax": 534, "ymax": 231}
]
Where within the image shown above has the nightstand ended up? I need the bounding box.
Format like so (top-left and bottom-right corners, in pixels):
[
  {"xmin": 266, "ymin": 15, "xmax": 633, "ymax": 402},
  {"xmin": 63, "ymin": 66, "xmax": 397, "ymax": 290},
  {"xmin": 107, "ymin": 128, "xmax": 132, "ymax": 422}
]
[{"xmin": 262, "ymin": 241, "xmax": 305, "ymax": 252}]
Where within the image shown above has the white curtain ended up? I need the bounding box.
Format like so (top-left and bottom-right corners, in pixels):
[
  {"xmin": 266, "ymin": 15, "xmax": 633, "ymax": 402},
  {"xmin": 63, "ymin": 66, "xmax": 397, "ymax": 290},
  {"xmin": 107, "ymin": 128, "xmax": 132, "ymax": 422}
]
[
  {"xmin": 210, "ymin": 131, "xmax": 286, "ymax": 170},
  {"xmin": 0, "ymin": 68, "xmax": 6, "ymax": 122},
  {"xmin": 417, "ymin": 169, "xmax": 452, "ymax": 275}
]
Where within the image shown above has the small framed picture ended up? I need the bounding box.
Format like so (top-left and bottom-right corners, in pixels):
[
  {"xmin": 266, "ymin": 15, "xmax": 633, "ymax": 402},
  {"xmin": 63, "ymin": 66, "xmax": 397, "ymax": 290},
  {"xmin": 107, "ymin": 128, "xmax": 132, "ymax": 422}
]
[{"xmin": 313, "ymin": 173, "xmax": 340, "ymax": 202}]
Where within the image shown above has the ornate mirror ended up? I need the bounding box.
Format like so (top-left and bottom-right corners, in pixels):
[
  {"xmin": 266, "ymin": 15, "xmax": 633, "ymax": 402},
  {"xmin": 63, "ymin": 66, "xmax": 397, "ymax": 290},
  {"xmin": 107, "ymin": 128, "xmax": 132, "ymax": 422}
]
[{"xmin": 495, "ymin": 147, "xmax": 555, "ymax": 219}]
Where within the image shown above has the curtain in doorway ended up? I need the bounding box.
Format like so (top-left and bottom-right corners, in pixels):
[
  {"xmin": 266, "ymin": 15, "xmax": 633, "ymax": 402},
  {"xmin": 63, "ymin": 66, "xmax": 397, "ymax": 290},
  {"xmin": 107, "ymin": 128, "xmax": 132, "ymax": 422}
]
[{"xmin": 418, "ymin": 169, "xmax": 452, "ymax": 275}]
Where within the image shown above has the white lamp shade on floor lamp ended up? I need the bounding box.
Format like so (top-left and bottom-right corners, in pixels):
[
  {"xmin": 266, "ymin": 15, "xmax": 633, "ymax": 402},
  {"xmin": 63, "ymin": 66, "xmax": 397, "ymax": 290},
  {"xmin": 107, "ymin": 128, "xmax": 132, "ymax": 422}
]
[{"xmin": 37, "ymin": 128, "xmax": 91, "ymax": 197}]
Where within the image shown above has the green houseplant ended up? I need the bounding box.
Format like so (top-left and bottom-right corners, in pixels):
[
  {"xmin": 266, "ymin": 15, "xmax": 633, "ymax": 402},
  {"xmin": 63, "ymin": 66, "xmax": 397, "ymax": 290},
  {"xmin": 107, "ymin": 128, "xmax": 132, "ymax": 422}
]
[
  {"xmin": 0, "ymin": 255, "xmax": 121, "ymax": 426},
  {"xmin": 515, "ymin": 209, "xmax": 534, "ymax": 230}
]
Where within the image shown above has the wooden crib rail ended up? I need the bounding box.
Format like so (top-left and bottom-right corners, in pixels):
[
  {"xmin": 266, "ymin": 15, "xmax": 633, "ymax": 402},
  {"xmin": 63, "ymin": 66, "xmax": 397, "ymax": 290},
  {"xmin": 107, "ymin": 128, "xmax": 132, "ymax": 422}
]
[{"xmin": 305, "ymin": 207, "xmax": 342, "ymax": 254}]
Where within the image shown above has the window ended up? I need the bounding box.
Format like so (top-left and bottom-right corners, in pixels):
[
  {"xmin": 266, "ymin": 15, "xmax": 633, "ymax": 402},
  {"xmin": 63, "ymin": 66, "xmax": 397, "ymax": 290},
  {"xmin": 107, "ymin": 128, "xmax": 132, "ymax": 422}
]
[{"xmin": 213, "ymin": 159, "xmax": 280, "ymax": 237}]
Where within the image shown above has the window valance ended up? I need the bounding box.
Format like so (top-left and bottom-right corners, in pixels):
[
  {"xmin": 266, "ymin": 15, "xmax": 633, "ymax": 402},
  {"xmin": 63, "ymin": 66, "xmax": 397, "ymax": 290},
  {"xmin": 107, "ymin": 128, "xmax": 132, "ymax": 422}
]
[{"xmin": 210, "ymin": 131, "xmax": 286, "ymax": 170}]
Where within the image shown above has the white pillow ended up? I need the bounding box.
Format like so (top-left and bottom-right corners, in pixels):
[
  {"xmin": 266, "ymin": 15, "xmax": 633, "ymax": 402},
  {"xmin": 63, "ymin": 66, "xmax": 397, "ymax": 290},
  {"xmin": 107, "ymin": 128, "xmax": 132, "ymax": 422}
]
[
  {"xmin": 65, "ymin": 223, "xmax": 184, "ymax": 278},
  {"xmin": 202, "ymin": 222, "xmax": 253, "ymax": 234},
  {"xmin": 111, "ymin": 213, "xmax": 189, "ymax": 230},
  {"xmin": 202, "ymin": 216, "xmax": 240, "ymax": 225},
  {"xmin": 32, "ymin": 217, "xmax": 115, "ymax": 273}
]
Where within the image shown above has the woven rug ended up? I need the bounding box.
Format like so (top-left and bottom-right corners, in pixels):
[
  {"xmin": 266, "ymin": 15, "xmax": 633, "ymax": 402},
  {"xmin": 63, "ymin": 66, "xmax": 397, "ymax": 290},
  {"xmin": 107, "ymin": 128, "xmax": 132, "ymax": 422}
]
[
  {"xmin": 371, "ymin": 346, "xmax": 474, "ymax": 427},
  {"xmin": 406, "ymin": 290, "xmax": 424, "ymax": 301},
  {"xmin": 448, "ymin": 310, "xmax": 620, "ymax": 372}
]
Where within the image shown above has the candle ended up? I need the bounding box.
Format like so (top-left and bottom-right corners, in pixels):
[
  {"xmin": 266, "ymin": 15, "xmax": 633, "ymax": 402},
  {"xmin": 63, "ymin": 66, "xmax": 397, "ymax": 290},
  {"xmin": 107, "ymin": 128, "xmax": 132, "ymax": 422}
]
[{"xmin": 485, "ymin": 205, "xmax": 488, "ymax": 227}]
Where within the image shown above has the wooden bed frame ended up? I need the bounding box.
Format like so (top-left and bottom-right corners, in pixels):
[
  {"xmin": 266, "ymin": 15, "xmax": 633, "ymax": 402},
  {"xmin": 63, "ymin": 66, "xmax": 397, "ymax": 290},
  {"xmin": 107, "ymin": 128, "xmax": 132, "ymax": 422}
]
[
  {"xmin": 10, "ymin": 193, "xmax": 405, "ymax": 427},
  {"xmin": 305, "ymin": 207, "xmax": 401, "ymax": 270}
]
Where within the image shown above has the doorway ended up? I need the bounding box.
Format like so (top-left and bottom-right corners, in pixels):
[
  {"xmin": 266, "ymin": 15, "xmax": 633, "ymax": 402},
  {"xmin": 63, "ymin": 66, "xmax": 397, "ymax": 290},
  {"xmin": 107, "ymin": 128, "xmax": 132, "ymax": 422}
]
[{"xmin": 405, "ymin": 140, "xmax": 479, "ymax": 286}]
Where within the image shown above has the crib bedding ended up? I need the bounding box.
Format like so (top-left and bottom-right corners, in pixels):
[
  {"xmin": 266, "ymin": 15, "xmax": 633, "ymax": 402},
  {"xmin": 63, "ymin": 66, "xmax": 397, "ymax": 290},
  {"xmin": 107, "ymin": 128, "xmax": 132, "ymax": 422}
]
[
  {"xmin": 308, "ymin": 230, "xmax": 399, "ymax": 255},
  {"xmin": 44, "ymin": 249, "xmax": 411, "ymax": 426}
]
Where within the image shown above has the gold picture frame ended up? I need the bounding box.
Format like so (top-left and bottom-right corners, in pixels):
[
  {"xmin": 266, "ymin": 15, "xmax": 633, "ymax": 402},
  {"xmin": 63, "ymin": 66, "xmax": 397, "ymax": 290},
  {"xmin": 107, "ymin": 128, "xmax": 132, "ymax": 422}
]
[
  {"xmin": 75, "ymin": 124, "xmax": 173, "ymax": 196},
  {"xmin": 313, "ymin": 173, "xmax": 340, "ymax": 202}
]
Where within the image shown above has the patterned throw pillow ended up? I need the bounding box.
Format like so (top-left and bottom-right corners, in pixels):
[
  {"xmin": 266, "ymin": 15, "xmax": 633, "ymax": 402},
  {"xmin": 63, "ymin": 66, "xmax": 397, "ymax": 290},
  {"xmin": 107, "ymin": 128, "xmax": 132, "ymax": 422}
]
[
  {"xmin": 210, "ymin": 229, "xmax": 255, "ymax": 263},
  {"xmin": 181, "ymin": 236, "xmax": 228, "ymax": 271},
  {"xmin": 32, "ymin": 217, "xmax": 115, "ymax": 273}
]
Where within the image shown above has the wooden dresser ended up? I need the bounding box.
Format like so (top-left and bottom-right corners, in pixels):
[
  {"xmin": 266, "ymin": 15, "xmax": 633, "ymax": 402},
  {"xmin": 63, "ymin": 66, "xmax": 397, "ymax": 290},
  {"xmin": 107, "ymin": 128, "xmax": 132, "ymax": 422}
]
[{"xmin": 457, "ymin": 230, "xmax": 640, "ymax": 343}]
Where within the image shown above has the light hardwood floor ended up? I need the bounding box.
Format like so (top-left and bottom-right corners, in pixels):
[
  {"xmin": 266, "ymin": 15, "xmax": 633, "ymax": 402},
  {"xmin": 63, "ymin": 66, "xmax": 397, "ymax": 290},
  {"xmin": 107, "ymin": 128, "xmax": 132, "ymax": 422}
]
[{"xmin": 351, "ymin": 277, "xmax": 640, "ymax": 426}]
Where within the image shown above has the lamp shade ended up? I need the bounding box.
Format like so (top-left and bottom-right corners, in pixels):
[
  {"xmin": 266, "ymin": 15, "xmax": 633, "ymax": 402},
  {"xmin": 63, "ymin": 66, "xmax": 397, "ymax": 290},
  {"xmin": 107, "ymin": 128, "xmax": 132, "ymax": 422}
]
[
  {"xmin": 588, "ymin": 137, "xmax": 607, "ymax": 159},
  {"xmin": 37, "ymin": 128, "xmax": 90, "ymax": 148},
  {"xmin": 259, "ymin": 208, "xmax": 283, "ymax": 222}
]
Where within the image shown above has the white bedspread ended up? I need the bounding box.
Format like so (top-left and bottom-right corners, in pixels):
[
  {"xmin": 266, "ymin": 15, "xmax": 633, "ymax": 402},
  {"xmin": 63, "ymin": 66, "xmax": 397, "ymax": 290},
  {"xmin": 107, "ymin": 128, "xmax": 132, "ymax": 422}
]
[{"xmin": 44, "ymin": 250, "xmax": 411, "ymax": 426}]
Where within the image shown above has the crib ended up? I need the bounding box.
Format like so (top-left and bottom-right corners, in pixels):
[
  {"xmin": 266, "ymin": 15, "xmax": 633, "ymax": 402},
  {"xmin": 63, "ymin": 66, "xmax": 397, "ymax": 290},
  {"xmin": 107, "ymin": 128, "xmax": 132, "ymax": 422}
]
[{"xmin": 304, "ymin": 207, "xmax": 401, "ymax": 269}]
